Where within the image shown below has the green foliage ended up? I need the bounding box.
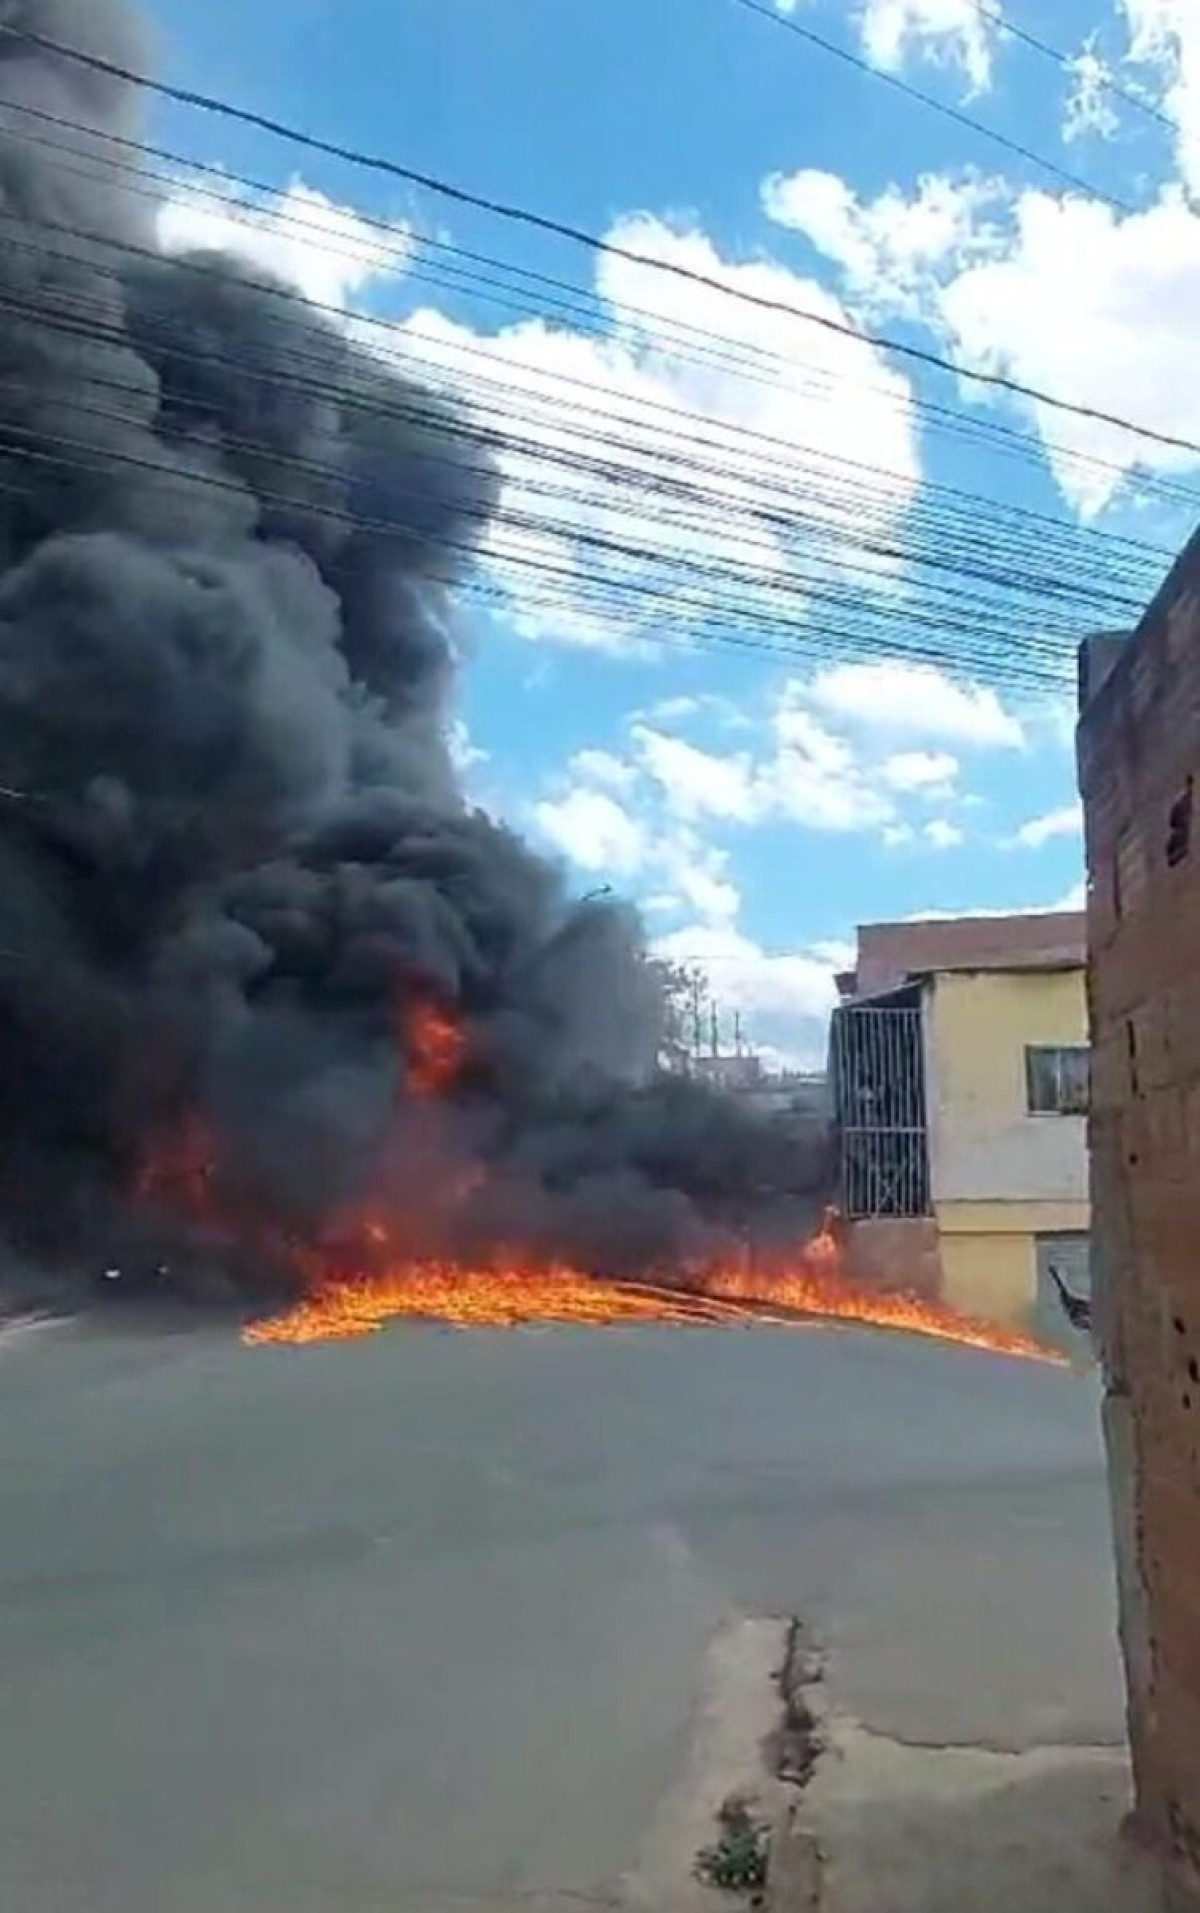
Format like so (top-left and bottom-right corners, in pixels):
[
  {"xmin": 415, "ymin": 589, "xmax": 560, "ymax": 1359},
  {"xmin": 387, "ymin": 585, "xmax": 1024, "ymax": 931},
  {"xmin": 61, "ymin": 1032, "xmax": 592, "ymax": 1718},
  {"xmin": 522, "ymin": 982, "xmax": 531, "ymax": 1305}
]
[{"xmin": 694, "ymin": 1795, "xmax": 769, "ymax": 1897}]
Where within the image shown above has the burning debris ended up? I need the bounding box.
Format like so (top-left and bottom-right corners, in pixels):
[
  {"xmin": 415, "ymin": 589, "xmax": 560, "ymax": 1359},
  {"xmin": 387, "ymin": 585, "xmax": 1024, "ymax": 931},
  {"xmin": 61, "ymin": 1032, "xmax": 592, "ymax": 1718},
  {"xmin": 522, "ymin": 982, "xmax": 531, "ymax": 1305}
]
[{"xmin": 0, "ymin": 2, "xmax": 1060, "ymax": 1367}]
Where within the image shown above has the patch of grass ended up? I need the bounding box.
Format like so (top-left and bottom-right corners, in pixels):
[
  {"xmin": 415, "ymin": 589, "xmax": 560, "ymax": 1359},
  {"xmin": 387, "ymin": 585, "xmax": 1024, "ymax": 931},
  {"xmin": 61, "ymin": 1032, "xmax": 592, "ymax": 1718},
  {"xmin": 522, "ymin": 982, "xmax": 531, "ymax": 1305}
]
[{"xmin": 695, "ymin": 1793, "xmax": 769, "ymax": 1898}]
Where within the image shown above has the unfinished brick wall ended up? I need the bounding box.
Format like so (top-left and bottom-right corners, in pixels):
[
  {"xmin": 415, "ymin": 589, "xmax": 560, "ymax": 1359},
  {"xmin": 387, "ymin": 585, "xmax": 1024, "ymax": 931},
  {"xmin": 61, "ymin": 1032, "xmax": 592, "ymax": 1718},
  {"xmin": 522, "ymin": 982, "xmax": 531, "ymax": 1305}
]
[{"xmin": 1079, "ymin": 571, "xmax": 1200, "ymax": 1909}]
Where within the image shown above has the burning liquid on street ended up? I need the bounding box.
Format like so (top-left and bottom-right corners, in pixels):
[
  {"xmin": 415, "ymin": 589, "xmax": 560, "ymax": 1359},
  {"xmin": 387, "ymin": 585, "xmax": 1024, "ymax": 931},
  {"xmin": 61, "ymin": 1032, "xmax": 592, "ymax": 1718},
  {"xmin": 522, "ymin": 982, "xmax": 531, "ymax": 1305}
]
[
  {"xmin": 242, "ymin": 1263, "xmax": 756, "ymax": 1342},
  {"xmin": 240, "ymin": 1213, "xmax": 1064, "ymax": 1363},
  {"xmin": 133, "ymin": 997, "xmax": 1063, "ymax": 1365}
]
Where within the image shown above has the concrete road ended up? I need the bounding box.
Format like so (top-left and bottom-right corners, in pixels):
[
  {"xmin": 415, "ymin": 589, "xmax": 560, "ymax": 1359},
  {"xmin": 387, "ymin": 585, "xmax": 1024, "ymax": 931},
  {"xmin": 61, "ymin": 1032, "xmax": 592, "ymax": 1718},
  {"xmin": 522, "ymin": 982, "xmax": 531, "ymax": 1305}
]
[{"xmin": 0, "ymin": 1317, "xmax": 1120, "ymax": 1911}]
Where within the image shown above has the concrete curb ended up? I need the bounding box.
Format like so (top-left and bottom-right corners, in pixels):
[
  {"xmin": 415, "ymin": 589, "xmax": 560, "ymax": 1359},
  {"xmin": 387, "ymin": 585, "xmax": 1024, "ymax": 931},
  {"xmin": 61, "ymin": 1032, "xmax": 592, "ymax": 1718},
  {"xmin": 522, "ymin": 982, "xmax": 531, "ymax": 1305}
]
[
  {"xmin": 626, "ymin": 1614, "xmax": 796, "ymax": 1911},
  {"xmin": 764, "ymin": 1621, "xmax": 827, "ymax": 1913}
]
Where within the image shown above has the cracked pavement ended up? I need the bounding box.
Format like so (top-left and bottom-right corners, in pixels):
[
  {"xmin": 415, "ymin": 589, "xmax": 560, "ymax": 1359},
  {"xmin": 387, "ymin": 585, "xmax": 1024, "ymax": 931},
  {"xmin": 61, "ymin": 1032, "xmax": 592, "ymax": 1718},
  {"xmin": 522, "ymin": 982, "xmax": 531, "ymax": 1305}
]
[{"xmin": 0, "ymin": 1315, "xmax": 1119, "ymax": 1910}]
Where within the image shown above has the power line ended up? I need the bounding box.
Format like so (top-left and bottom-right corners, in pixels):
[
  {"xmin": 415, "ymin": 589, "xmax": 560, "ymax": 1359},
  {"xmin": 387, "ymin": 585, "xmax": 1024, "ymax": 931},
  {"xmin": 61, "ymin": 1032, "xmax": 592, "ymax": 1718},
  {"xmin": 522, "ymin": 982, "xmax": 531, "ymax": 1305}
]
[
  {"xmin": 6, "ymin": 89, "xmax": 1200, "ymax": 535},
  {"xmin": 0, "ymin": 225, "xmax": 1153, "ymax": 685},
  {"xmin": 0, "ymin": 252, "xmax": 1152, "ymax": 665},
  {"xmin": 730, "ymin": 0, "xmax": 1136, "ymax": 213},
  {"xmin": 0, "ymin": 55, "xmax": 1167, "ymax": 698},
  {"xmin": 967, "ymin": 0, "xmax": 1179, "ymax": 138},
  {"xmin": 0, "ymin": 325, "xmax": 1096, "ymax": 695},
  {"xmin": 0, "ymin": 430, "xmax": 1081, "ymax": 694},
  {"xmin": 0, "ymin": 196, "xmax": 1168, "ymax": 610},
  {"xmin": 0, "ymin": 382, "xmax": 1098, "ymax": 683},
  {"xmin": 5, "ymin": 18, "xmax": 1200, "ymax": 467}
]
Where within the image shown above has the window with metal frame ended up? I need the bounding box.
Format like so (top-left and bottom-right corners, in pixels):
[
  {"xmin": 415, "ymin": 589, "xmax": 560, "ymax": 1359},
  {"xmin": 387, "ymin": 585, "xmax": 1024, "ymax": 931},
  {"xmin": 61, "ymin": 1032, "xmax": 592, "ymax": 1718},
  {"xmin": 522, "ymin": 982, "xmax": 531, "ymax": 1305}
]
[{"xmin": 1025, "ymin": 1044, "xmax": 1090, "ymax": 1116}]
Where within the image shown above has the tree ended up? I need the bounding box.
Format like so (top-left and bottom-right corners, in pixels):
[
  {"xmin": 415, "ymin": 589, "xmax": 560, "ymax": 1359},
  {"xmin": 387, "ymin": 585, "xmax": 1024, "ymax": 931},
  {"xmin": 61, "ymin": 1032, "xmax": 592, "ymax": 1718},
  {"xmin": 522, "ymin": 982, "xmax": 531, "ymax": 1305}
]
[{"xmin": 644, "ymin": 957, "xmax": 707, "ymax": 1074}]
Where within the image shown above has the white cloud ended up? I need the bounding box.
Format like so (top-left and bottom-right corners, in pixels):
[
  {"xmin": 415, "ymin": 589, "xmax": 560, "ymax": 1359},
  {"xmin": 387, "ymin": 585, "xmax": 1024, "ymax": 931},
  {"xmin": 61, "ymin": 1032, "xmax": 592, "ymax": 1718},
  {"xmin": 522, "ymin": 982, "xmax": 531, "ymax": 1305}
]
[
  {"xmin": 529, "ymin": 660, "xmax": 1009, "ymax": 1034},
  {"xmin": 157, "ymin": 176, "xmax": 411, "ymax": 311},
  {"xmin": 967, "ymin": 879, "xmax": 1087, "ymax": 915},
  {"xmin": 769, "ymin": 158, "xmax": 1200, "ymax": 517},
  {"xmin": 570, "ymin": 748, "xmax": 638, "ymax": 793},
  {"xmin": 811, "ymin": 936, "xmax": 858, "ymax": 970},
  {"xmin": 537, "ymin": 670, "xmax": 991, "ymax": 922},
  {"xmin": 533, "ymin": 752, "xmax": 742, "ymax": 928},
  {"xmin": 882, "ymin": 822, "xmax": 915, "ymax": 848},
  {"xmin": 1063, "ymin": 38, "xmax": 1121, "ymax": 145},
  {"xmin": 924, "ymin": 818, "xmax": 965, "ymax": 848},
  {"xmin": 632, "ymin": 692, "xmax": 898, "ymax": 836},
  {"xmin": 667, "ymin": 847, "xmax": 742, "ymax": 925},
  {"xmin": 639, "ymin": 691, "xmax": 747, "ymax": 728},
  {"xmin": 394, "ymin": 215, "xmax": 921, "ymax": 651},
  {"xmin": 528, "ymin": 661, "xmax": 1015, "ymax": 1059},
  {"xmin": 763, "ymin": 696, "xmax": 897, "ymax": 830},
  {"xmin": 763, "ymin": 166, "xmax": 1004, "ymax": 317},
  {"xmin": 642, "ymin": 694, "xmax": 704, "ymax": 724},
  {"xmin": 1122, "ymin": 0, "xmax": 1200, "ymax": 195},
  {"xmin": 859, "ymin": 0, "xmax": 1002, "ymax": 91},
  {"xmin": 933, "ymin": 186, "xmax": 1200, "ymax": 516},
  {"xmin": 533, "ymin": 788, "xmax": 649, "ymax": 878},
  {"xmin": 806, "ymin": 659, "xmax": 1025, "ymax": 747},
  {"xmin": 447, "ymin": 719, "xmax": 487, "ymax": 774},
  {"xmin": 1008, "ymin": 801, "xmax": 1084, "ymax": 849},
  {"xmin": 881, "ymin": 748, "xmax": 959, "ymax": 793},
  {"xmin": 630, "ymin": 727, "xmax": 758, "ymax": 824},
  {"xmin": 883, "ymin": 815, "xmax": 964, "ymax": 850},
  {"xmin": 773, "ymin": 0, "xmax": 1002, "ymax": 92},
  {"xmin": 652, "ymin": 920, "xmax": 841, "ymax": 1068}
]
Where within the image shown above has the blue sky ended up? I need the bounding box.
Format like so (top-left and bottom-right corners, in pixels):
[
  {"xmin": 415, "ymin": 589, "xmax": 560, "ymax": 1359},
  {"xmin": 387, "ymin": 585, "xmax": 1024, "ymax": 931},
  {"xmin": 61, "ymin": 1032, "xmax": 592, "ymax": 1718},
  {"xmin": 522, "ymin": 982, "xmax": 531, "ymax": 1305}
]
[{"xmin": 141, "ymin": 0, "xmax": 1200, "ymax": 1061}]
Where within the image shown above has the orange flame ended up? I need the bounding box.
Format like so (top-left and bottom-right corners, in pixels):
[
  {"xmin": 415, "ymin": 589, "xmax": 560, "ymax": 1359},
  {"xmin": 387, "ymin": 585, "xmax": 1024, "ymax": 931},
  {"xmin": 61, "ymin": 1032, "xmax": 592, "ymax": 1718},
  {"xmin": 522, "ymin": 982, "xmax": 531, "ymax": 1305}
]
[
  {"xmin": 243, "ymin": 1261, "xmax": 754, "ymax": 1344},
  {"xmin": 242, "ymin": 1210, "xmax": 1065, "ymax": 1363},
  {"xmin": 405, "ymin": 997, "xmax": 468, "ymax": 1099},
  {"xmin": 702, "ymin": 1214, "xmax": 1060, "ymax": 1364},
  {"xmin": 133, "ymin": 1114, "xmax": 1061, "ymax": 1367}
]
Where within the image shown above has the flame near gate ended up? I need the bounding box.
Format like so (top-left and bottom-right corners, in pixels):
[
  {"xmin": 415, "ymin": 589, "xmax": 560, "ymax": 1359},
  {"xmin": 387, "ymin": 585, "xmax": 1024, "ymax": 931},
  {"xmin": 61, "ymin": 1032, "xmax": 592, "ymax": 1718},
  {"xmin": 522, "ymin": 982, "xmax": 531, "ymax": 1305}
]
[
  {"xmin": 240, "ymin": 1212, "xmax": 1063, "ymax": 1362},
  {"xmin": 134, "ymin": 994, "xmax": 1062, "ymax": 1365},
  {"xmin": 0, "ymin": 6, "xmax": 1070, "ymax": 1374}
]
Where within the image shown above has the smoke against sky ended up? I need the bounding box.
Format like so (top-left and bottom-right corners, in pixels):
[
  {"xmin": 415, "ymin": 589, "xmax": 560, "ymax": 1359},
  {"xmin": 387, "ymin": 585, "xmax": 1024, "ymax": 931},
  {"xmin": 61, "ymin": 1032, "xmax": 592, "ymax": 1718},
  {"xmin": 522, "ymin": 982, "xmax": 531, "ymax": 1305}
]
[{"xmin": 0, "ymin": 0, "xmax": 825, "ymax": 1291}]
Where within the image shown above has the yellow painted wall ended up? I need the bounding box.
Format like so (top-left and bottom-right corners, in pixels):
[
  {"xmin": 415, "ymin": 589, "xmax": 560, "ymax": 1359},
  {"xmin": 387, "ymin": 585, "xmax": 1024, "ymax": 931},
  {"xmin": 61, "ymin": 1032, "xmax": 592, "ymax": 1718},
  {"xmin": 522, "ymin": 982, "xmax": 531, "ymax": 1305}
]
[
  {"xmin": 937, "ymin": 1199, "xmax": 1091, "ymax": 1235},
  {"xmin": 924, "ymin": 966, "xmax": 1090, "ymax": 1327},
  {"xmin": 935, "ymin": 1201, "xmax": 1091, "ymax": 1328},
  {"xmin": 924, "ymin": 967, "xmax": 1089, "ymax": 1208},
  {"xmin": 940, "ymin": 1230, "xmax": 1035, "ymax": 1328}
]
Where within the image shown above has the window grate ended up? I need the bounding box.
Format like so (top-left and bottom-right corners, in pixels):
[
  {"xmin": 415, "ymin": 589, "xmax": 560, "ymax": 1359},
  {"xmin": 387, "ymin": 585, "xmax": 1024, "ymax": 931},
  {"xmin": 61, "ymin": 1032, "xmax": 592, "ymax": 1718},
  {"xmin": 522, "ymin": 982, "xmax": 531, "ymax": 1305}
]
[{"xmin": 830, "ymin": 1005, "xmax": 930, "ymax": 1218}]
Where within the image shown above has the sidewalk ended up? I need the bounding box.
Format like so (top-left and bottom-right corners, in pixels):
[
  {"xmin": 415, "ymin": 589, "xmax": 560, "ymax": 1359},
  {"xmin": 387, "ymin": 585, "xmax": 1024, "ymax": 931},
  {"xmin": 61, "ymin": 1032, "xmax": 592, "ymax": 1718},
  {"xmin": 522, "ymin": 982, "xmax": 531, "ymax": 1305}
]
[
  {"xmin": 627, "ymin": 1616, "xmax": 1160, "ymax": 1912},
  {"xmin": 775, "ymin": 1704, "xmax": 1160, "ymax": 1913}
]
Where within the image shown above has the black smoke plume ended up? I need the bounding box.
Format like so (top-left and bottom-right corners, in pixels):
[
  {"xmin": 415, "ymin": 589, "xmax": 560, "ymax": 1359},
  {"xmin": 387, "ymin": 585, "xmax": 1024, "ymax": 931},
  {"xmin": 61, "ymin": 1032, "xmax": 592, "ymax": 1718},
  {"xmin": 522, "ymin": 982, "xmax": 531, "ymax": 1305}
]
[{"xmin": 0, "ymin": 0, "xmax": 827, "ymax": 1300}]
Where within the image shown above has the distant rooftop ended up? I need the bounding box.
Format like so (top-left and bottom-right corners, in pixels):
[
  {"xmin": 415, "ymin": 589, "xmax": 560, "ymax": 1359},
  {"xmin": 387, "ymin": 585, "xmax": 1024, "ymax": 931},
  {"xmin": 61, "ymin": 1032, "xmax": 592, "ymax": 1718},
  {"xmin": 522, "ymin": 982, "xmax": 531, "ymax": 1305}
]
[{"xmin": 841, "ymin": 910, "xmax": 1086, "ymax": 1001}]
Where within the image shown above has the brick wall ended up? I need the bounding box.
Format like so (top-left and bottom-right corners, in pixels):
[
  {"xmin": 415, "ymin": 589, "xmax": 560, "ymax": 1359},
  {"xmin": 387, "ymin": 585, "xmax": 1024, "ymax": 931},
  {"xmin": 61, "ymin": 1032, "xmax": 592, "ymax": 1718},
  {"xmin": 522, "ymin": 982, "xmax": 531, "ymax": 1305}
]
[{"xmin": 1079, "ymin": 573, "xmax": 1200, "ymax": 1908}]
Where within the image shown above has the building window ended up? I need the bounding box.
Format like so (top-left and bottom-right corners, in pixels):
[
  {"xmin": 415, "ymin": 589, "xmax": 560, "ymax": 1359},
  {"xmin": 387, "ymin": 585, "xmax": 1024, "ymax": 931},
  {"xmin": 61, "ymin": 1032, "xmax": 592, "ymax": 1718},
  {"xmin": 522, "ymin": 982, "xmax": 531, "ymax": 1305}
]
[{"xmin": 1025, "ymin": 1045, "xmax": 1090, "ymax": 1116}]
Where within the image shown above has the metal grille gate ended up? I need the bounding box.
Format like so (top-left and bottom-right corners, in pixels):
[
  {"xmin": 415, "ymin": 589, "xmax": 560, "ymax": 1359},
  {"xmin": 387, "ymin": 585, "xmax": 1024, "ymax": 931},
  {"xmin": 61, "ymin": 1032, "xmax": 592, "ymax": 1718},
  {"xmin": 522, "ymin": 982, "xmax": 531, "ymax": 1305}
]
[{"xmin": 830, "ymin": 1004, "xmax": 930, "ymax": 1218}]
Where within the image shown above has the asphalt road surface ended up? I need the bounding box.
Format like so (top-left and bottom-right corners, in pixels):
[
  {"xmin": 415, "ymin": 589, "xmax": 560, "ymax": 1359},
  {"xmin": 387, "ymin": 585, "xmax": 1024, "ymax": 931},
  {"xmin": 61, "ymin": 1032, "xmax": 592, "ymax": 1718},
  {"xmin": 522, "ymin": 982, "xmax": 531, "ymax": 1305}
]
[{"xmin": 0, "ymin": 1316, "xmax": 1121, "ymax": 1911}]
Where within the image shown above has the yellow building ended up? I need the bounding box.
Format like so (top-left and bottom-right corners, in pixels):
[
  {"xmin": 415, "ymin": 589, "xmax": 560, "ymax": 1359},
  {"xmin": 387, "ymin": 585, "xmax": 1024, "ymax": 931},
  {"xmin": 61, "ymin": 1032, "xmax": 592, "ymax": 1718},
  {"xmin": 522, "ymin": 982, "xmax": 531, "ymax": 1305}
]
[{"xmin": 830, "ymin": 911, "xmax": 1090, "ymax": 1341}]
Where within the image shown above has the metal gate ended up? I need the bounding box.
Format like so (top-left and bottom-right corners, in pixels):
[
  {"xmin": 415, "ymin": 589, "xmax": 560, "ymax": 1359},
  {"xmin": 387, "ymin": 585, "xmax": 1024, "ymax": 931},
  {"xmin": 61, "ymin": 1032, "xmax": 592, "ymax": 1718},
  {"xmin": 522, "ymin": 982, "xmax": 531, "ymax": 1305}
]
[{"xmin": 830, "ymin": 1002, "xmax": 929, "ymax": 1218}]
